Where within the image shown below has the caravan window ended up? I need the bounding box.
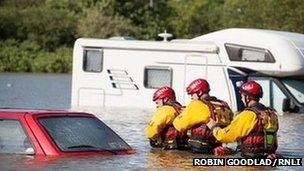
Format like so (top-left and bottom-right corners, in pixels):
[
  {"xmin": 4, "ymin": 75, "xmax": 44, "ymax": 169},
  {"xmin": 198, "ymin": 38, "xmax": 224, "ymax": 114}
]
[
  {"xmin": 83, "ymin": 48, "xmax": 103, "ymax": 72},
  {"xmin": 225, "ymin": 44, "xmax": 275, "ymax": 63},
  {"xmin": 144, "ymin": 66, "xmax": 172, "ymax": 89}
]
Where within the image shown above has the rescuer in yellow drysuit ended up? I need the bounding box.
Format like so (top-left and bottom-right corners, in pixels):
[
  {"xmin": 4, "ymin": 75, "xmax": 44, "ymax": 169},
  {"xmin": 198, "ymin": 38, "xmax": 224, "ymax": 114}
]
[
  {"xmin": 206, "ymin": 80, "xmax": 280, "ymax": 158},
  {"xmin": 146, "ymin": 86, "xmax": 187, "ymax": 149},
  {"xmin": 173, "ymin": 78, "xmax": 234, "ymax": 155}
]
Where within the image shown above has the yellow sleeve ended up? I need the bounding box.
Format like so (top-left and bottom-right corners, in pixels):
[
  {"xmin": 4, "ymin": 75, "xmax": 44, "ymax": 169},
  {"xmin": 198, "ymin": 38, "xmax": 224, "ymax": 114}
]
[
  {"xmin": 173, "ymin": 100, "xmax": 211, "ymax": 132},
  {"xmin": 213, "ymin": 110, "xmax": 257, "ymax": 143},
  {"xmin": 145, "ymin": 106, "xmax": 177, "ymax": 140}
]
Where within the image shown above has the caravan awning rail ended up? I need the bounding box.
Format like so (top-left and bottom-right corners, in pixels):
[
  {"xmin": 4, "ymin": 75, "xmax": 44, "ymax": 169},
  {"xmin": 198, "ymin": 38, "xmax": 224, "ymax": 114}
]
[{"xmin": 75, "ymin": 38, "xmax": 219, "ymax": 54}]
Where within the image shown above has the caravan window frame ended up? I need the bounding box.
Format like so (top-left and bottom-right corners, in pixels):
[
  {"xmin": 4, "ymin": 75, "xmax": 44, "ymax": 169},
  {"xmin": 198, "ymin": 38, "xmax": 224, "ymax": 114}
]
[
  {"xmin": 82, "ymin": 48, "xmax": 104, "ymax": 73},
  {"xmin": 225, "ymin": 43, "xmax": 275, "ymax": 63},
  {"xmin": 143, "ymin": 66, "xmax": 173, "ymax": 89}
]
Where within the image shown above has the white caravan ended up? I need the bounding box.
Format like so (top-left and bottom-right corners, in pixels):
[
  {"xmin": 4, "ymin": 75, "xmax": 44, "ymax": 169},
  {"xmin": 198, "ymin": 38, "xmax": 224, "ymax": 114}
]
[{"xmin": 71, "ymin": 28, "xmax": 304, "ymax": 114}]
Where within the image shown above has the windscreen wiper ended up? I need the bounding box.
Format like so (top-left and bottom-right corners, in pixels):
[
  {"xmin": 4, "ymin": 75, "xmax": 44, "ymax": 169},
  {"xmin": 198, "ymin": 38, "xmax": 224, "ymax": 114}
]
[
  {"xmin": 68, "ymin": 144, "xmax": 97, "ymax": 149},
  {"xmin": 67, "ymin": 145, "xmax": 118, "ymax": 155}
]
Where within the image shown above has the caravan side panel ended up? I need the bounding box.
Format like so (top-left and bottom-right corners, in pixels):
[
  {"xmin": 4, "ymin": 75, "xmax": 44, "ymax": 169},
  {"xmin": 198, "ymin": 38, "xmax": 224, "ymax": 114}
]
[{"xmin": 71, "ymin": 39, "xmax": 236, "ymax": 111}]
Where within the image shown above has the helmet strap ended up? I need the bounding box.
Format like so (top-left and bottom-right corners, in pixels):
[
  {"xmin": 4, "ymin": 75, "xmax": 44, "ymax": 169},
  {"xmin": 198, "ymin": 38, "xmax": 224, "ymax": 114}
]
[
  {"xmin": 245, "ymin": 95, "xmax": 257, "ymax": 107},
  {"xmin": 245, "ymin": 96, "xmax": 249, "ymax": 107},
  {"xmin": 197, "ymin": 91, "xmax": 204, "ymax": 100},
  {"xmin": 163, "ymin": 98, "xmax": 169, "ymax": 104}
]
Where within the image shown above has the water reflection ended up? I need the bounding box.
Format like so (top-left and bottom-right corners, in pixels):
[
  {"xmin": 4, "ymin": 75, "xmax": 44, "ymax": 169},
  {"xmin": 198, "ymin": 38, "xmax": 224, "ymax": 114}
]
[{"xmin": 0, "ymin": 73, "xmax": 71, "ymax": 109}]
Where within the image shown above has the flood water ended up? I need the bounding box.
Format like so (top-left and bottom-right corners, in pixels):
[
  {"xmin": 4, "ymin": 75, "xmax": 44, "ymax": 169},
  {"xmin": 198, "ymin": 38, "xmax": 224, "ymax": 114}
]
[{"xmin": 0, "ymin": 73, "xmax": 303, "ymax": 170}]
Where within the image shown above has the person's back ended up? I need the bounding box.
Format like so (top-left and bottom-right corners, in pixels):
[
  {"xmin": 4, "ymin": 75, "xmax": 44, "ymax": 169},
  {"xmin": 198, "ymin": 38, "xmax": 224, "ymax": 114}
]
[
  {"xmin": 207, "ymin": 80, "xmax": 280, "ymax": 158},
  {"xmin": 238, "ymin": 102, "xmax": 278, "ymax": 158},
  {"xmin": 146, "ymin": 86, "xmax": 187, "ymax": 149},
  {"xmin": 173, "ymin": 79, "xmax": 233, "ymax": 154}
]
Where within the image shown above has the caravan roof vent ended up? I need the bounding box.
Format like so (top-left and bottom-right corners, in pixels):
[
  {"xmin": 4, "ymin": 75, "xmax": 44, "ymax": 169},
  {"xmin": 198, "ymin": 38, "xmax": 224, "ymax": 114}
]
[{"xmin": 158, "ymin": 30, "xmax": 173, "ymax": 42}]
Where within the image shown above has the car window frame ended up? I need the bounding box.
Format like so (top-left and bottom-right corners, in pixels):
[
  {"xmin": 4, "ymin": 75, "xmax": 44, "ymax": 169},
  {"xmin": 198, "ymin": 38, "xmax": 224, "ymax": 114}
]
[{"xmin": 0, "ymin": 118, "xmax": 36, "ymax": 155}]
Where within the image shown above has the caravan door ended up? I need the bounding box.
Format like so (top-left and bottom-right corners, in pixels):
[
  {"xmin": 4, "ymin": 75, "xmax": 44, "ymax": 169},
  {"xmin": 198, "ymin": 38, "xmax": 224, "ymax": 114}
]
[
  {"xmin": 183, "ymin": 53, "xmax": 233, "ymax": 110},
  {"xmin": 183, "ymin": 54, "xmax": 208, "ymax": 104},
  {"xmin": 227, "ymin": 68, "xmax": 247, "ymax": 111}
]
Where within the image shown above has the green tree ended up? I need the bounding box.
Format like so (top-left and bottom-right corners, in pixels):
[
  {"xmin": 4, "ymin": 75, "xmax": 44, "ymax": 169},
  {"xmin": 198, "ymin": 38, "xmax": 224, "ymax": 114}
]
[
  {"xmin": 0, "ymin": 39, "xmax": 39, "ymax": 72},
  {"xmin": 0, "ymin": 0, "xmax": 45, "ymax": 7},
  {"xmin": 96, "ymin": 0, "xmax": 174, "ymax": 39},
  {"xmin": 221, "ymin": 0, "xmax": 304, "ymax": 33},
  {"xmin": 168, "ymin": 0, "xmax": 225, "ymax": 38},
  {"xmin": 1, "ymin": 0, "xmax": 304, "ymax": 73},
  {"xmin": 19, "ymin": 7, "xmax": 77, "ymax": 51},
  {"xmin": 0, "ymin": 5, "xmax": 77, "ymax": 50},
  {"xmin": 76, "ymin": 9, "xmax": 136, "ymax": 38}
]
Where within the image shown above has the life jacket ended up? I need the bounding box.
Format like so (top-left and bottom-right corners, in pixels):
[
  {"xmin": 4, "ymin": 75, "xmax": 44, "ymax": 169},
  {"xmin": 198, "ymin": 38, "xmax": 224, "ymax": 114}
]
[
  {"xmin": 150, "ymin": 102, "xmax": 188, "ymax": 150},
  {"xmin": 161, "ymin": 126, "xmax": 189, "ymax": 150},
  {"xmin": 188, "ymin": 97, "xmax": 233, "ymax": 153},
  {"xmin": 239, "ymin": 103, "xmax": 279, "ymax": 158}
]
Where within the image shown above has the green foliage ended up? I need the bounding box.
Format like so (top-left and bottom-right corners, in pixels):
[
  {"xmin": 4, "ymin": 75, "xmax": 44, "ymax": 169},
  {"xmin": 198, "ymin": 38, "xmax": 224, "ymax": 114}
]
[
  {"xmin": 0, "ymin": 6, "xmax": 77, "ymax": 51},
  {"xmin": 0, "ymin": 0, "xmax": 45, "ymax": 7},
  {"xmin": 0, "ymin": 39, "xmax": 35, "ymax": 72},
  {"xmin": 32, "ymin": 46, "xmax": 72, "ymax": 73},
  {"xmin": 0, "ymin": 6, "xmax": 20, "ymax": 40},
  {"xmin": 221, "ymin": 0, "xmax": 304, "ymax": 33},
  {"xmin": 24, "ymin": 7, "xmax": 76, "ymax": 51},
  {"xmin": 169, "ymin": 0, "xmax": 225, "ymax": 38},
  {"xmin": 0, "ymin": 39, "xmax": 72, "ymax": 73},
  {"xmin": 95, "ymin": 0, "xmax": 175, "ymax": 39},
  {"xmin": 0, "ymin": 0, "xmax": 304, "ymax": 73},
  {"xmin": 76, "ymin": 9, "xmax": 137, "ymax": 38}
]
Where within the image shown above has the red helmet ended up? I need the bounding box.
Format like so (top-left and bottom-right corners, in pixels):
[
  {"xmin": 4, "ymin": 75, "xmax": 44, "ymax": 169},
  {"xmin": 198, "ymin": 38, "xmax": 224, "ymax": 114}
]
[
  {"xmin": 186, "ymin": 78, "xmax": 210, "ymax": 95},
  {"xmin": 153, "ymin": 86, "xmax": 176, "ymax": 101},
  {"xmin": 239, "ymin": 80, "xmax": 263, "ymax": 99}
]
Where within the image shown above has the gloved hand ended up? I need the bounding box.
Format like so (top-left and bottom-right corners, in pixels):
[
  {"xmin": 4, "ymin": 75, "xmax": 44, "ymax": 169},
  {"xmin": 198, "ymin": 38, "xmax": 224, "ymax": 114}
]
[
  {"xmin": 206, "ymin": 118, "xmax": 217, "ymax": 130},
  {"xmin": 149, "ymin": 139, "xmax": 157, "ymax": 147},
  {"xmin": 267, "ymin": 153, "xmax": 283, "ymax": 159},
  {"xmin": 149, "ymin": 139, "xmax": 160, "ymax": 147},
  {"xmin": 213, "ymin": 146, "xmax": 234, "ymax": 156}
]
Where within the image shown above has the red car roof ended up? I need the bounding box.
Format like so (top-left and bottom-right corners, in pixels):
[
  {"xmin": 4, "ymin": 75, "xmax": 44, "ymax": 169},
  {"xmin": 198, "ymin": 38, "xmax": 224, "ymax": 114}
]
[{"xmin": 0, "ymin": 108, "xmax": 88, "ymax": 116}]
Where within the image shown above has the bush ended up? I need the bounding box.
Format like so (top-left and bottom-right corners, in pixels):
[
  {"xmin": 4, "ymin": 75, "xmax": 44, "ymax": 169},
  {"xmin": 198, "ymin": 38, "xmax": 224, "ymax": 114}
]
[
  {"xmin": 0, "ymin": 5, "xmax": 77, "ymax": 51},
  {"xmin": 1, "ymin": 0, "xmax": 304, "ymax": 73},
  {"xmin": 220, "ymin": 0, "xmax": 304, "ymax": 33},
  {"xmin": 32, "ymin": 47, "xmax": 72, "ymax": 73},
  {"xmin": 0, "ymin": 39, "xmax": 72, "ymax": 73},
  {"xmin": 76, "ymin": 9, "xmax": 137, "ymax": 38}
]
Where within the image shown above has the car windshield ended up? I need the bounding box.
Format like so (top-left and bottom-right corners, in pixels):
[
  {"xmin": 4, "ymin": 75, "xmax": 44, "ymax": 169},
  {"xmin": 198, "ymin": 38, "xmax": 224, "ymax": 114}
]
[
  {"xmin": 38, "ymin": 116, "xmax": 131, "ymax": 152},
  {"xmin": 281, "ymin": 79, "xmax": 304, "ymax": 104}
]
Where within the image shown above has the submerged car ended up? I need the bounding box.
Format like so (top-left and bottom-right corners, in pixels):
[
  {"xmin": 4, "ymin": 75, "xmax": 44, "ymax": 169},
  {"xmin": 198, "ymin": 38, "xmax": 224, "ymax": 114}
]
[{"xmin": 0, "ymin": 109, "xmax": 133, "ymax": 156}]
